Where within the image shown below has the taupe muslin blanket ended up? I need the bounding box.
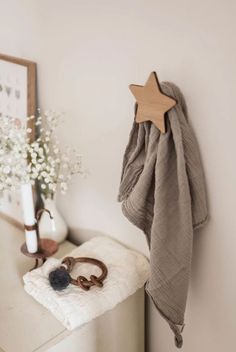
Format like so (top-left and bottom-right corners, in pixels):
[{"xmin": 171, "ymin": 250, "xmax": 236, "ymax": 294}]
[{"xmin": 118, "ymin": 82, "xmax": 208, "ymax": 348}]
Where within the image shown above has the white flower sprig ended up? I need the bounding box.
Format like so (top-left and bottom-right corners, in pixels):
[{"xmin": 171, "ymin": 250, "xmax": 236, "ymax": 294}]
[
  {"xmin": 0, "ymin": 116, "xmax": 30, "ymax": 191},
  {"xmin": 0, "ymin": 111, "xmax": 85, "ymax": 199}
]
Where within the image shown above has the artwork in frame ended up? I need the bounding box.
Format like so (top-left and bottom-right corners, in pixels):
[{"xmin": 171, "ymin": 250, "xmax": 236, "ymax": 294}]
[{"xmin": 0, "ymin": 54, "xmax": 36, "ymax": 228}]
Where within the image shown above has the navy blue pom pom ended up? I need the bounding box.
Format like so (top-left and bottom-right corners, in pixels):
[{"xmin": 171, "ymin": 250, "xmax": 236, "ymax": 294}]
[{"xmin": 49, "ymin": 267, "xmax": 71, "ymax": 291}]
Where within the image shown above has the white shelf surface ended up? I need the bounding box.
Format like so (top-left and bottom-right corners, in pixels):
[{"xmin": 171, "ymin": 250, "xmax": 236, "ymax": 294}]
[
  {"xmin": 0, "ymin": 220, "xmax": 76, "ymax": 352},
  {"xmin": 0, "ymin": 220, "xmax": 145, "ymax": 352}
]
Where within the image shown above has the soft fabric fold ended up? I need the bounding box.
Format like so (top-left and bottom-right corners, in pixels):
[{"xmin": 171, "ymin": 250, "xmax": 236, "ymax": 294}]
[
  {"xmin": 23, "ymin": 236, "xmax": 150, "ymax": 330},
  {"xmin": 118, "ymin": 82, "xmax": 208, "ymax": 348}
]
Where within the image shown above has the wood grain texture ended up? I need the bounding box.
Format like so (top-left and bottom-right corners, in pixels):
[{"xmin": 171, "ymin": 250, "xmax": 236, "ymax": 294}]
[{"xmin": 129, "ymin": 72, "xmax": 177, "ymax": 133}]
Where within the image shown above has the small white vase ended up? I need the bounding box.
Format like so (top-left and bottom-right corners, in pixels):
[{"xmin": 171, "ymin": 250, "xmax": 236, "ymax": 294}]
[{"xmin": 38, "ymin": 197, "xmax": 68, "ymax": 243}]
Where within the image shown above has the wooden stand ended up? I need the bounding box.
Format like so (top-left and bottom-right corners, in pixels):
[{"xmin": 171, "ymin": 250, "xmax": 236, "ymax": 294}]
[{"xmin": 21, "ymin": 238, "xmax": 58, "ymax": 271}]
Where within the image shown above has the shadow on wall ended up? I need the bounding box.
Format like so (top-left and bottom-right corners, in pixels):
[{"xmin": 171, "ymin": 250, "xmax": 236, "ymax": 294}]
[
  {"xmin": 191, "ymin": 220, "xmax": 211, "ymax": 291},
  {"xmin": 68, "ymin": 227, "xmax": 133, "ymax": 249},
  {"xmin": 68, "ymin": 227, "xmax": 106, "ymax": 245}
]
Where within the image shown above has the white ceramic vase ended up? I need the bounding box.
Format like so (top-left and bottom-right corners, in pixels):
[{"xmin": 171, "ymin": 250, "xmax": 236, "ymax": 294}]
[{"xmin": 38, "ymin": 197, "xmax": 68, "ymax": 243}]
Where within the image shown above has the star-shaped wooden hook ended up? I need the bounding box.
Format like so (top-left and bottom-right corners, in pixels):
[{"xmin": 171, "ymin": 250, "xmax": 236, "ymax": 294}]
[{"xmin": 129, "ymin": 72, "xmax": 177, "ymax": 133}]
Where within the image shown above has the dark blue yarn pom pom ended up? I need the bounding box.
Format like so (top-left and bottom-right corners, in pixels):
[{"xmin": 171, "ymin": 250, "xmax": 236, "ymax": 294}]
[{"xmin": 49, "ymin": 267, "xmax": 71, "ymax": 291}]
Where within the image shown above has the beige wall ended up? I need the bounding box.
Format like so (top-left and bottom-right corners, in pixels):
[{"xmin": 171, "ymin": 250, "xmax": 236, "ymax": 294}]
[{"xmin": 1, "ymin": 0, "xmax": 236, "ymax": 351}]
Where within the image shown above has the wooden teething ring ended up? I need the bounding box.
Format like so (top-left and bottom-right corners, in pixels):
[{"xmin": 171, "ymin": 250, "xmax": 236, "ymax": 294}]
[{"xmin": 61, "ymin": 257, "xmax": 108, "ymax": 291}]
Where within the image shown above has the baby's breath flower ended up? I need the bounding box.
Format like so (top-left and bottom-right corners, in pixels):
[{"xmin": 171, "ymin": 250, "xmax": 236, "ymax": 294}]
[
  {"xmin": 0, "ymin": 110, "xmax": 85, "ymax": 199},
  {"xmin": 3, "ymin": 166, "xmax": 10, "ymax": 174}
]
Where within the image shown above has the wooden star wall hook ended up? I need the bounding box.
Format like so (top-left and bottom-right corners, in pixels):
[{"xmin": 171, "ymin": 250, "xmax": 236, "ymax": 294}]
[{"xmin": 129, "ymin": 72, "xmax": 177, "ymax": 133}]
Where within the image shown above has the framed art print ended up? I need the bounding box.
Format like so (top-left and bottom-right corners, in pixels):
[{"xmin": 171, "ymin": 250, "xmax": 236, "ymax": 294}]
[{"xmin": 0, "ymin": 54, "xmax": 36, "ymax": 228}]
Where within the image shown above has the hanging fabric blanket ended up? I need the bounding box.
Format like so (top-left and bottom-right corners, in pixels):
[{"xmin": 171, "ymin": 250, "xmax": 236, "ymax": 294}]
[{"xmin": 118, "ymin": 81, "xmax": 208, "ymax": 348}]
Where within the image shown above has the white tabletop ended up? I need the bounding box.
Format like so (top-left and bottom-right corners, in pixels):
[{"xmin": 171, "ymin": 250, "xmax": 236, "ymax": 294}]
[{"xmin": 0, "ymin": 219, "xmax": 76, "ymax": 352}]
